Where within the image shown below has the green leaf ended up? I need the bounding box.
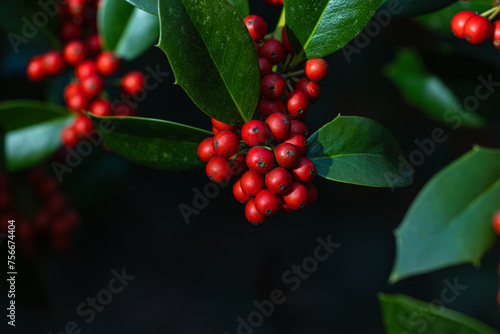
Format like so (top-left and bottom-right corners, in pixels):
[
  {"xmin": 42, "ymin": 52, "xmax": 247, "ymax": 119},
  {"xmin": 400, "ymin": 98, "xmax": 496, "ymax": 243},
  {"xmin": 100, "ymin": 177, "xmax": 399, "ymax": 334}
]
[
  {"xmin": 88, "ymin": 114, "xmax": 213, "ymax": 171},
  {"xmin": 379, "ymin": 294, "xmax": 499, "ymax": 334},
  {"xmin": 306, "ymin": 115, "xmax": 412, "ymax": 188},
  {"xmin": 98, "ymin": 0, "xmax": 159, "ymax": 61},
  {"xmin": 0, "ymin": 100, "xmax": 73, "ymax": 171},
  {"xmin": 285, "ymin": 0, "xmax": 382, "ymax": 58},
  {"xmin": 157, "ymin": 0, "xmax": 260, "ymax": 125},
  {"xmin": 390, "ymin": 147, "xmax": 500, "ymax": 283},
  {"xmin": 228, "ymin": 0, "xmax": 249, "ymax": 18},
  {"xmin": 124, "ymin": 0, "xmax": 250, "ymax": 18},
  {"xmin": 378, "ymin": 0, "xmax": 457, "ymax": 17}
]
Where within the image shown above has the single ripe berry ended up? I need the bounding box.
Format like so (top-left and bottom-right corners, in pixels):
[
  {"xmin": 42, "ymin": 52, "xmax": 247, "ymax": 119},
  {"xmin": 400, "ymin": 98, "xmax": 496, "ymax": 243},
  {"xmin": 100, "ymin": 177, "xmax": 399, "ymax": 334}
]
[
  {"xmin": 122, "ymin": 71, "xmax": 145, "ymax": 95},
  {"xmin": 260, "ymin": 39, "xmax": 286, "ymax": 65},
  {"xmin": 283, "ymin": 182, "xmax": 309, "ymax": 211},
  {"xmin": 284, "ymin": 133, "xmax": 308, "ymax": 156},
  {"xmin": 286, "ymin": 90, "xmax": 310, "ymax": 116},
  {"xmin": 241, "ymin": 120, "xmax": 269, "ymax": 147},
  {"xmin": 26, "ymin": 56, "xmax": 45, "ymax": 81},
  {"xmin": 244, "ymin": 15, "xmax": 267, "ymax": 41},
  {"xmin": 265, "ymin": 167, "xmax": 292, "ymax": 195},
  {"xmin": 255, "ymin": 189, "xmax": 281, "ymax": 216},
  {"xmin": 64, "ymin": 82, "xmax": 84, "ymax": 101},
  {"xmin": 75, "ymin": 60, "xmax": 98, "ymax": 81},
  {"xmin": 211, "ymin": 118, "xmax": 238, "ymax": 131},
  {"xmin": 206, "ymin": 156, "xmax": 232, "ymax": 183},
  {"xmin": 491, "ymin": 20, "xmax": 500, "ymax": 48},
  {"xmin": 296, "ymin": 78, "xmax": 321, "ymax": 104},
  {"xmin": 42, "ymin": 51, "xmax": 65, "ymax": 76},
  {"xmin": 61, "ymin": 125, "xmax": 79, "ymax": 147},
  {"xmin": 240, "ymin": 170, "xmax": 265, "ymax": 198},
  {"xmin": 89, "ymin": 98, "xmax": 112, "ymax": 117},
  {"xmin": 245, "ymin": 199, "xmax": 267, "ymax": 225},
  {"xmin": 197, "ymin": 137, "xmax": 217, "ymax": 163},
  {"xmin": 85, "ymin": 34, "xmax": 102, "ymax": 56},
  {"xmin": 74, "ymin": 115, "xmax": 94, "ymax": 136},
  {"xmin": 265, "ymin": 113, "xmax": 291, "ymax": 141},
  {"xmin": 96, "ymin": 51, "xmax": 120, "ymax": 76},
  {"xmin": 451, "ymin": 10, "xmax": 475, "ymax": 39},
  {"xmin": 81, "ymin": 75, "xmax": 104, "ymax": 98},
  {"xmin": 305, "ymin": 58, "xmax": 329, "ymax": 81},
  {"xmin": 260, "ymin": 74, "xmax": 286, "ymax": 99},
  {"xmin": 290, "ymin": 157, "xmax": 316, "ymax": 183},
  {"xmin": 305, "ymin": 183, "xmax": 318, "ymax": 207},
  {"xmin": 213, "ymin": 130, "xmax": 240, "ymax": 158},
  {"xmin": 63, "ymin": 40, "xmax": 87, "ymax": 65},
  {"xmin": 492, "ymin": 210, "xmax": 500, "ymax": 236},
  {"xmin": 258, "ymin": 57, "xmax": 273, "ymax": 77},
  {"xmin": 464, "ymin": 14, "xmax": 492, "ymax": 44},
  {"xmin": 233, "ymin": 178, "xmax": 251, "ymax": 203},
  {"xmin": 61, "ymin": 21, "xmax": 82, "ymax": 41},
  {"xmin": 66, "ymin": 92, "xmax": 89, "ymax": 112},
  {"xmin": 68, "ymin": 0, "xmax": 85, "ymax": 16},
  {"xmin": 290, "ymin": 120, "xmax": 308, "ymax": 137},
  {"xmin": 246, "ymin": 147, "xmax": 274, "ymax": 174},
  {"xmin": 282, "ymin": 26, "xmax": 292, "ymax": 52},
  {"xmin": 258, "ymin": 98, "xmax": 284, "ymax": 119},
  {"xmin": 274, "ymin": 142, "xmax": 299, "ymax": 168}
]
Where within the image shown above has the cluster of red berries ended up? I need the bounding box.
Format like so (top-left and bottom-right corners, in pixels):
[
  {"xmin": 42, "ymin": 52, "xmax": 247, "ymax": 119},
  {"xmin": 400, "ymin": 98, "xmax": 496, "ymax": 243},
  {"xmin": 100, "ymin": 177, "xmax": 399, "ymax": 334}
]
[
  {"xmin": 25, "ymin": 0, "xmax": 146, "ymax": 148},
  {"xmin": 0, "ymin": 167, "xmax": 81, "ymax": 256},
  {"xmin": 197, "ymin": 12, "xmax": 330, "ymax": 224},
  {"xmin": 451, "ymin": 5, "xmax": 500, "ymax": 47}
]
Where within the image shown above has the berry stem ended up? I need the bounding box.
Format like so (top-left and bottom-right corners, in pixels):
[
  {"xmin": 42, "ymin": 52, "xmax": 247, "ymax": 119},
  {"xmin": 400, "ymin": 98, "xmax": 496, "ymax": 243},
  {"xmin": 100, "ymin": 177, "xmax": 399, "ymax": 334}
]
[
  {"xmin": 488, "ymin": 6, "xmax": 500, "ymax": 20},
  {"xmin": 480, "ymin": 6, "xmax": 498, "ymax": 18},
  {"xmin": 271, "ymin": 7, "xmax": 286, "ymax": 41},
  {"xmin": 285, "ymin": 70, "xmax": 305, "ymax": 78},
  {"xmin": 285, "ymin": 79, "xmax": 294, "ymax": 92},
  {"xmin": 287, "ymin": 50, "xmax": 306, "ymax": 72},
  {"xmin": 279, "ymin": 53, "xmax": 293, "ymax": 72}
]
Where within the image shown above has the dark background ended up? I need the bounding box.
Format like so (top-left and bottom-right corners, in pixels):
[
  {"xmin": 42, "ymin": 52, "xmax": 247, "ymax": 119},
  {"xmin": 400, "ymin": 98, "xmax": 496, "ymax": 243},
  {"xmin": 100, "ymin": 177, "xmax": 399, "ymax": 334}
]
[{"xmin": 1, "ymin": 1, "xmax": 500, "ymax": 333}]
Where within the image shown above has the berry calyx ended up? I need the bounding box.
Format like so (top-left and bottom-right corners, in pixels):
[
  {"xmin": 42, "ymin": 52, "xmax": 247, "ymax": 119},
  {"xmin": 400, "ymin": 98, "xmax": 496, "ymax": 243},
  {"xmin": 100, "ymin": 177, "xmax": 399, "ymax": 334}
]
[
  {"xmin": 464, "ymin": 14, "xmax": 492, "ymax": 44},
  {"xmin": 286, "ymin": 90, "xmax": 310, "ymax": 116},
  {"xmin": 290, "ymin": 157, "xmax": 316, "ymax": 183},
  {"xmin": 240, "ymin": 170, "xmax": 265, "ymax": 198},
  {"xmin": 260, "ymin": 39, "xmax": 286, "ymax": 65},
  {"xmin": 206, "ymin": 156, "xmax": 233, "ymax": 183},
  {"xmin": 265, "ymin": 167, "xmax": 292, "ymax": 195},
  {"xmin": 241, "ymin": 120, "xmax": 270, "ymax": 147},
  {"xmin": 451, "ymin": 10, "xmax": 475, "ymax": 39},
  {"xmin": 255, "ymin": 189, "xmax": 281, "ymax": 216},
  {"xmin": 245, "ymin": 199, "xmax": 267, "ymax": 225},
  {"xmin": 81, "ymin": 75, "xmax": 104, "ymax": 98},
  {"xmin": 246, "ymin": 147, "xmax": 275, "ymax": 173},
  {"xmin": 197, "ymin": 137, "xmax": 217, "ymax": 163},
  {"xmin": 63, "ymin": 40, "xmax": 87, "ymax": 66},
  {"xmin": 305, "ymin": 58, "xmax": 329, "ymax": 81},
  {"xmin": 282, "ymin": 182, "xmax": 309, "ymax": 211},
  {"xmin": 261, "ymin": 74, "xmax": 286, "ymax": 99},
  {"xmin": 490, "ymin": 20, "xmax": 500, "ymax": 48},
  {"xmin": 274, "ymin": 142, "xmax": 300, "ymax": 168},
  {"xmin": 284, "ymin": 133, "xmax": 308, "ymax": 156},
  {"xmin": 290, "ymin": 120, "xmax": 308, "ymax": 137},
  {"xmin": 265, "ymin": 113, "xmax": 291, "ymax": 141},
  {"xmin": 213, "ymin": 130, "xmax": 240, "ymax": 158},
  {"xmin": 244, "ymin": 15, "xmax": 267, "ymax": 41}
]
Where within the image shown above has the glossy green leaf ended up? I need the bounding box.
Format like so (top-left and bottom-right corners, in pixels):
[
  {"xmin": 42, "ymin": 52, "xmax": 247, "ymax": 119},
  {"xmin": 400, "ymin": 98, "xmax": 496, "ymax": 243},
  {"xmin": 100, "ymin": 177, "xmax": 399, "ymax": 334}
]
[
  {"xmin": 285, "ymin": 0, "xmax": 382, "ymax": 58},
  {"xmin": 158, "ymin": 0, "xmax": 259, "ymax": 125},
  {"xmin": 227, "ymin": 0, "xmax": 249, "ymax": 18},
  {"xmin": 378, "ymin": 0, "xmax": 457, "ymax": 17},
  {"xmin": 306, "ymin": 115, "xmax": 413, "ymax": 188},
  {"xmin": 89, "ymin": 114, "xmax": 213, "ymax": 171},
  {"xmin": 0, "ymin": 100, "xmax": 73, "ymax": 171},
  {"xmin": 379, "ymin": 294, "xmax": 499, "ymax": 334},
  {"xmin": 390, "ymin": 147, "xmax": 500, "ymax": 283},
  {"xmin": 98, "ymin": 0, "xmax": 159, "ymax": 61},
  {"xmin": 124, "ymin": 0, "xmax": 250, "ymax": 18},
  {"xmin": 385, "ymin": 49, "xmax": 485, "ymax": 128}
]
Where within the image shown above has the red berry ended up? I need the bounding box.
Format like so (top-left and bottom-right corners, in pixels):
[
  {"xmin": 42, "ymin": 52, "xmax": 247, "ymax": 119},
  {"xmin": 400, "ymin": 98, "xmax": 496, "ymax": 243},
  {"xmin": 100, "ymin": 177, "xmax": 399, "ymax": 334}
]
[
  {"xmin": 255, "ymin": 189, "xmax": 281, "ymax": 216},
  {"xmin": 246, "ymin": 147, "xmax": 274, "ymax": 173},
  {"xmin": 96, "ymin": 51, "xmax": 120, "ymax": 76},
  {"xmin": 280, "ymin": 203, "xmax": 294, "ymax": 214},
  {"xmin": 233, "ymin": 178, "xmax": 251, "ymax": 203},
  {"xmin": 258, "ymin": 98, "xmax": 284, "ymax": 119},
  {"xmin": 64, "ymin": 82, "xmax": 83, "ymax": 101},
  {"xmin": 286, "ymin": 90, "xmax": 310, "ymax": 116},
  {"xmin": 290, "ymin": 157, "xmax": 316, "ymax": 183},
  {"xmin": 213, "ymin": 130, "xmax": 240, "ymax": 158},
  {"xmin": 244, "ymin": 15, "xmax": 267, "ymax": 41},
  {"xmin": 274, "ymin": 142, "xmax": 300, "ymax": 168},
  {"xmin": 241, "ymin": 120, "xmax": 269, "ymax": 147},
  {"xmin": 464, "ymin": 14, "xmax": 492, "ymax": 44},
  {"xmin": 245, "ymin": 199, "xmax": 267, "ymax": 225},
  {"xmin": 451, "ymin": 10, "xmax": 475, "ymax": 39},
  {"xmin": 296, "ymin": 78, "xmax": 321, "ymax": 104},
  {"xmin": 74, "ymin": 115, "xmax": 94, "ymax": 136},
  {"xmin": 265, "ymin": 113, "xmax": 291, "ymax": 141},
  {"xmin": 492, "ymin": 210, "xmax": 500, "ymax": 236},
  {"xmin": 265, "ymin": 167, "xmax": 292, "ymax": 195},
  {"xmin": 61, "ymin": 21, "xmax": 82, "ymax": 41},
  {"xmin": 61, "ymin": 125, "xmax": 79, "ymax": 147},
  {"xmin": 260, "ymin": 39, "xmax": 286, "ymax": 65},
  {"xmin": 211, "ymin": 118, "xmax": 238, "ymax": 131},
  {"xmin": 282, "ymin": 26, "xmax": 292, "ymax": 51},
  {"xmin": 63, "ymin": 40, "xmax": 86, "ymax": 65},
  {"xmin": 283, "ymin": 182, "xmax": 309, "ymax": 210},
  {"xmin": 305, "ymin": 183, "xmax": 318, "ymax": 207},
  {"xmin": 42, "ymin": 51, "xmax": 65, "ymax": 76},
  {"xmin": 26, "ymin": 56, "xmax": 45, "ymax": 81},
  {"xmin": 85, "ymin": 34, "xmax": 101, "ymax": 56},
  {"xmin": 305, "ymin": 58, "xmax": 329, "ymax": 81},
  {"xmin": 122, "ymin": 71, "xmax": 145, "ymax": 95},
  {"xmin": 258, "ymin": 57, "xmax": 273, "ymax": 77},
  {"xmin": 66, "ymin": 92, "xmax": 89, "ymax": 112},
  {"xmin": 81, "ymin": 75, "xmax": 104, "ymax": 98},
  {"xmin": 75, "ymin": 60, "xmax": 98, "ymax": 80},
  {"xmin": 197, "ymin": 137, "xmax": 217, "ymax": 163},
  {"xmin": 284, "ymin": 133, "xmax": 308, "ymax": 156},
  {"xmin": 260, "ymin": 74, "xmax": 286, "ymax": 99},
  {"xmin": 206, "ymin": 156, "xmax": 232, "ymax": 183},
  {"xmin": 491, "ymin": 20, "xmax": 500, "ymax": 48},
  {"xmin": 290, "ymin": 120, "xmax": 308, "ymax": 137},
  {"xmin": 89, "ymin": 98, "xmax": 112, "ymax": 116},
  {"xmin": 263, "ymin": 0, "xmax": 283, "ymax": 7},
  {"xmin": 68, "ymin": 0, "xmax": 85, "ymax": 16},
  {"xmin": 240, "ymin": 170, "xmax": 265, "ymax": 198}
]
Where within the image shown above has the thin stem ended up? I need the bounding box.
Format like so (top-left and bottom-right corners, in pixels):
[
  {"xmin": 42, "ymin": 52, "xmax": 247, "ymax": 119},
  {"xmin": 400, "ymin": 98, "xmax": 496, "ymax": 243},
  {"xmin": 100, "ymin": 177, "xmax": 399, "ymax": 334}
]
[
  {"xmin": 278, "ymin": 53, "xmax": 292, "ymax": 72},
  {"xmin": 480, "ymin": 6, "xmax": 498, "ymax": 17},
  {"xmin": 488, "ymin": 6, "xmax": 500, "ymax": 20},
  {"xmin": 271, "ymin": 7, "xmax": 286, "ymax": 41},
  {"xmin": 285, "ymin": 79, "xmax": 294, "ymax": 92},
  {"xmin": 286, "ymin": 50, "xmax": 306, "ymax": 72},
  {"xmin": 285, "ymin": 70, "xmax": 305, "ymax": 78}
]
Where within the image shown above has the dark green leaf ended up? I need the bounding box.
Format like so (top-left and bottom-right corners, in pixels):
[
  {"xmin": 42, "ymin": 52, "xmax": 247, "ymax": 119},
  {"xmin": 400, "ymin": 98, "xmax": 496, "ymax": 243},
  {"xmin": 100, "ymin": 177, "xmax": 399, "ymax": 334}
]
[
  {"xmin": 379, "ymin": 294, "xmax": 499, "ymax": 334},
  {"xmin": 306, "ymin": 115, "xmax": 412, "ymax": 187},
  {"xmin": 89, "ymin": 114, "xmax": 213, "ymax": 171},
  {"xmin": 98, "ymin": 0, "xmax": 159, "ymax": 61},
  {"xmin": 228, "ymin": 0, "xmax": 249, "ymax": 18},
  {"xmin": 390, "ymin": 147, "xmax": 500, "ymax": 283},
  {"xmin": 378, "ymin": 0, "xmax": 457, "ymax": 17},
  {"xmin": 0, "ymin": 100, "xmax": 73, "ymax": 171},
  {"xmin": 385, "ymin": 49, "xmax": 486, "ymax": 128},
  {"xmin": 158, "ymin": 0, "xmax": 260, "ymax": 125},
  {"xmin": 124, "ymin": 0, "xmax": 250, "ymax": 18},
  {"xmin": 285, "ymin": 0, "xmax": 382, "ymax": 58}
]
